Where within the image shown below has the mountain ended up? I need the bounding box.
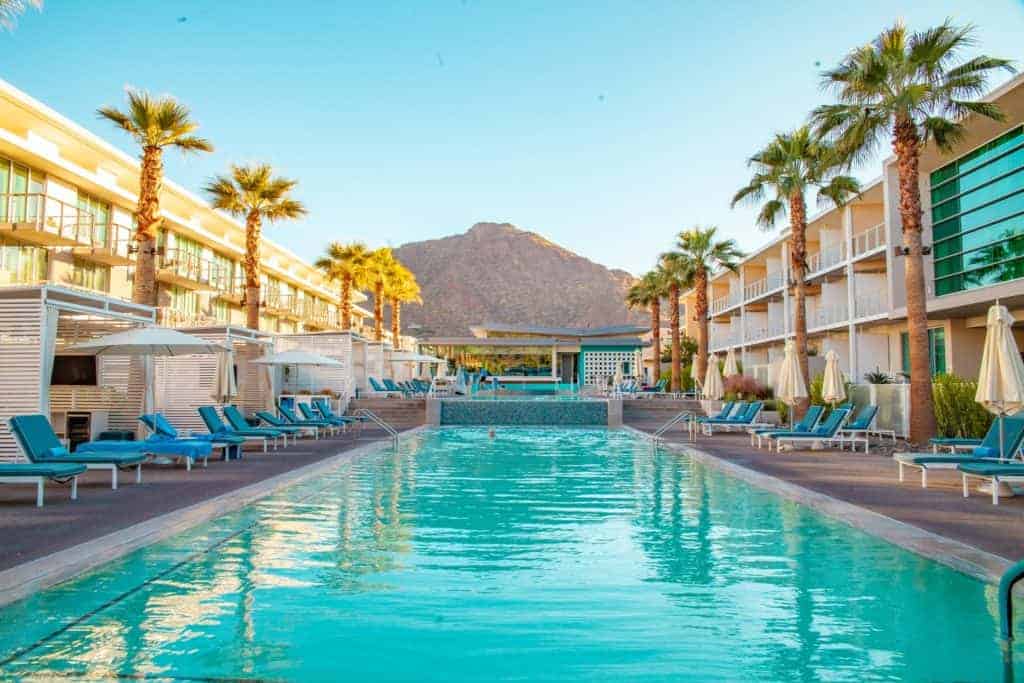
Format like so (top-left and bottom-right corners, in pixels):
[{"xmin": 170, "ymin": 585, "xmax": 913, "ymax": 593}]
[{"xmin": 390, "ymin": 222, "xmax": 642, "ymax": 336}]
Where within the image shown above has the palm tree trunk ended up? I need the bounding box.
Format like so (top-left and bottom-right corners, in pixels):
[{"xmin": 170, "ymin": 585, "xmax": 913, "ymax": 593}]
[
  {"xmin": 650, "ymin": 299, "xmax": 661, "ymax": 383},
  {"xmin": 669, "ymin": 283, "xmax": 681, "ymax": 393},
  {"xmin": 894, "ymin": 117, "xmax": 937, "ymax": 444},
  {"xmin": 374, "ymin": 280, "xmax": 384, "ymax": 341},
  {"xmin": 133, "ymin": 146, "xmax": 163, "ymax": 308},
  {"xmin": 789, "ymin": 192, "xmax": 811, "ymax": 418},
  {"xmin": 391, "ymin": 297, "xmax": 401, "ymax": 344},
  {"xmin": 244, "ymin": 210, "xmax": 262, "ymax": 331},
  {"xmin": 340, "ymin": 276, "xmax": 352, "ymax": 330},
  {"xmin": 695, "ymin": 271, "xmax": 709, "ymax": 384}
]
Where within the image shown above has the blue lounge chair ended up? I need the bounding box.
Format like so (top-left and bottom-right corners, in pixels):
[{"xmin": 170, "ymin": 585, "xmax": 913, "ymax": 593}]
[
  {"xmin": 749, "ymin": 405, "xmax": 823, "ymax": 449},
  {"xmin": 382, "ymin": 378, "xmax": 409, "ymax": 396},
  {"xmin": 278, "ymin": 403, "xmax": 336, "ymax": 436},
  {"xmin": 368, "ymin": 377, "xmax": 402, "ymax": 397},
  {"xmin": 702, "ymin": 401, "xmax": 763, "ymax": 435},
  {"xmin": 0, "ymin": 461, "xmax": 87, "ymax": 506},
  {"xmin": 299, "ymin": 402, "xmax": 350, "ymax": 431},
  {"xmin": 769, "ymin": 407, "xmax": 851, "ymax": 452},
  {"xmin": 256, "ymin": 411, "xmax": 317, "ymax": 440},
  {"xmin": 198, "ymin": 406, "xmax": 278, "ymax": 453},
  {"xmin": 313, "ymin": 397, "xmax": 367, "ymax": 425},
  {"xmin": 9, "ymin": 414, "xmax": 148, "ymax": 488},
  {"xmin": 959, "ymin": 457, "xmax": 1024, "ymax": 505},
  {"xmin": 896, "ymin": 416, "xmax": 1024, "ymax": 488},
  {"xmin": 222, "ymin": 405, "xmax": 288, "ymax": 448},
  {"xmin": 139, "ymin": 414, "xmax": 243, "ymax": 461},
  {"xmin": 694, "ymin": 401, "xmax": 740, "ymax": 424},
  {"xmin": 835, "ymin": 405, "xmax": 880, "ymax": 453}
]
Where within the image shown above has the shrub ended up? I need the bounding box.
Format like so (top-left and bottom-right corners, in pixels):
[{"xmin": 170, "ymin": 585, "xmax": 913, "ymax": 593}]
[
  {"xmin": 932, "ymin": 373, "xmax": 993, "ymax": 439},
  {"xmin": 723, "ymin": 374, "xmax": 770, "ymax": 399},
  {"xmin": 865, "ymin": 368, "xmax": 891, "ymax": 384}
]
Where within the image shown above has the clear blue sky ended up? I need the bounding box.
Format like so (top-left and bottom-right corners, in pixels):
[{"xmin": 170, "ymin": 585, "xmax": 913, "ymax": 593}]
[{"xmin": 3, "ymin": 1, "xmax": 1023, "ymax": 275}]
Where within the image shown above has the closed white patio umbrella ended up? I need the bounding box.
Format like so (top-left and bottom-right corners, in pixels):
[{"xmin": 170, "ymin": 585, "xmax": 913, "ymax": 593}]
[
  {"xmin": 211, "ymin": 350, "xmax": 238, "ymax": 404},
  {"xmin": 690, "ymin": 356, "xmax": 701, "ymax": 393},
  {"xmin": 776, "ymin": 340, "xmax": 808, "ymax": 429},
  {"xmin": 975, "ymin": 304, "xmax": 1024, "ymax": 461},
  {"xmin": 821, "ymin": 349, "xmax": 846, "ymax": 406},
  {"xmin": 723, "ymin": 347, "xmax": 740, "ymax": 378},
  {"xmin": 702, "ymin": 353, "xmax": 724, "ymax": 400}
]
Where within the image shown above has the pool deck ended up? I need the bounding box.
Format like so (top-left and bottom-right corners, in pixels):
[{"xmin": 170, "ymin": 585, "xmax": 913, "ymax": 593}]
[
  {"xmin": 630, "ymin": 420, "xmax": 1024, "ymax": 571},
  {"xmin": 0, "ymin": 428, "xmax": 399, "ymax": 597}
]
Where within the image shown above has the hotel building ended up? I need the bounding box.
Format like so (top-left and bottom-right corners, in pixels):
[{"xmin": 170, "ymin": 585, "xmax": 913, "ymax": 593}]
[{"xmin": 682, "ymin": 73, "xmax": 1024, "ymax": 386}]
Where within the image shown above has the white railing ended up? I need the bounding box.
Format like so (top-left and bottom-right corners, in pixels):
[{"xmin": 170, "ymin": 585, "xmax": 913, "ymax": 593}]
[
  {"xmin": 807, "ymin": 243, "xmax": 846, "ymax": 275},
  {"xmin": 743, "ymin": 271, "xmax": 785, "ymax": 301},
  {"xmin": 851, "ymin": 222, "xmax": 886, "ymax": 258},
  {"xmin": 709, "ymin": 333, "xmax": 739, "ymax": 350},
  {"xmin": 745, "ymin": 326, "xmax": 767, "ymax": 343},
  {"xmin": 811, "ymin": 302, "xmax": 848, "ymax": 328},
  {"xmin": 854, "ymin": 290, "xmax": 888, "ymax": 319}
]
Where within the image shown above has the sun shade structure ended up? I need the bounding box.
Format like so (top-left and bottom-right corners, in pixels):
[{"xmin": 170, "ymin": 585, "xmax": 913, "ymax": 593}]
[
  {"xmin": 822, "ymin": 349, "xmax": 846, "ymax": 406},
  {"xmin": 68, "ymin": 327, "xmax": 229, "ymax": 356},
  {"xmin": 250, "ymin": 350, "xmax": 344, "ymax": 367},
  {"xmin": 702, "ymin": 353, "xmax": 724, "ymax": 400},
  {"xmin": 975, "ymin": 304, "xmax": 1024, "ymax": 461},
  {"xmin": 723, "ymin": 347, "xmax": 739, "ymax": 378},
  {"xmin": 776, "ymin": 340, "xmax": 808, "ymax": 426}
]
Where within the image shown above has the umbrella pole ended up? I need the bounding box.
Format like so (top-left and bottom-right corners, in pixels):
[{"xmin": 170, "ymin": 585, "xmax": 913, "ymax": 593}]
[{"xmin": 1000, "ymin": 413, "xmax": 1005, "ymax": 462}]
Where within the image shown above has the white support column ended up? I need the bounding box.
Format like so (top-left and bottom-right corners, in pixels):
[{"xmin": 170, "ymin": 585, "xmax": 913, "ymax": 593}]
[
  {"xmin": 782, "ymin": 239, "xmax": 792, "ymax": 337},
  {"xmin": 738, "ymin": 268, "xmax": 747, "ymax": 370},
  {"xmin": 551, "ymin": 346, "xmax": 558, "ymax": 380},
  {"xmin": 844, "ymin": 206, "xmax": 858, "ymax": 380}
]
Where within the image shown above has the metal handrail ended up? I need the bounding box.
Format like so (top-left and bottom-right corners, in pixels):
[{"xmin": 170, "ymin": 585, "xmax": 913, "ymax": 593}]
[
  {"xmin": 353, "ymin": 408, "xmax": 399, "ymax": 447},
  {"xmin": 653, "ymin": 410, "xmax": 695, "ymax": 442}
]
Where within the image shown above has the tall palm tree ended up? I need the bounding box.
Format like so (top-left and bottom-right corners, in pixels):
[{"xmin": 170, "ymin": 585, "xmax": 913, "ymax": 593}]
[
  {"xmin": 670, "ymin": 227, "xmax": 744, "ymax": 387},
  {"xmin": 386, "ymin": 263, "xmax": 422, "ymax": 345},
  {"xmin": 0, "ymin": 0, "xmax": 40, "ymax": 30},
  {"xmin": 731, "ymin": 126, "xmax": 860, "ymax": 411},
  {"xmin": 98, "ymin": 90, "xmax": 213, "ymax": 307},
  {"xmin": 315, "ymin": 241, "xmax": 374, "ymax": 330},
  {"xmin": 656, "ymin": 253, "xmax": 691, "ymax": 393},
  {"xmin": 204, "ymin": 164, "xmax": 307, "ymax": 330},
  {"xmin": 626, "ymin": 270, "xmax": 668, "ymax": 383},
  {"xmin": 811, "ymin": 20, "xmax": 1013, "ymax": 443},
  {"xmin": 366, "ymin": 248, "xmax": 396, "ymax": 342}
]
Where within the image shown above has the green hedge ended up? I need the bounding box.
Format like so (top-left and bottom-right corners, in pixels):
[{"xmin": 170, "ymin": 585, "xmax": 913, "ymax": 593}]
[{"xmin": 932, "ymin": 374, "xmax": 993, "ymax": 439}]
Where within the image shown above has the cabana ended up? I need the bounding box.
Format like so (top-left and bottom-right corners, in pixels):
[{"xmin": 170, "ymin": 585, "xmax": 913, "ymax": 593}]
[
  {"xmin": 275, "ymin": 331, "xmax": 361, "ymax": 413},
  {"xmin": 0, "ymin": 285, "xmax": 155, "ymax": 462},
  {"xmin": 386, "ymin": 351, "xmax": 448, "ymax": 383}
]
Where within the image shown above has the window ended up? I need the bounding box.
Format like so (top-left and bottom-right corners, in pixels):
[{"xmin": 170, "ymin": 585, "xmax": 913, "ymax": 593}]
[
  {"xmin": 0, "ymin": 235, "xmax": 47, "ymax": 284},
  {"xmin": 901, "ymin": 328, "xmax": 946, "ymax": 377},
  {"xmin": 211, "ymin": 252, "xmax": 236, "ymax": 291},
  {"xmin": 71, "ymin": 258, "xmax": 110, "ymax": 292},
  {"xmin": 76, "ymin": 192, "xmax": 111, "ymax": 244},
  {"xmin": 168, "ymin": 285, "xmax": 200, "ymax": 315},
  {"xmin": 0, "ymin": 156, "xmax": 44, "ymax": 223},
  {"xmin": 932, "ymin": 127, "xmax": 1024, "ymax": 296},
  {"xmin": 212, "ymin": 299, "xmax": 230, "ymax": 322}
]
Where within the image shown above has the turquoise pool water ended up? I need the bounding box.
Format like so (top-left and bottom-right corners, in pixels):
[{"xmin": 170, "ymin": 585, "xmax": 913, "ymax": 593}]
[{"xmin": 0, "ymin": 427, "xmax": 1020, "ymax": 681}]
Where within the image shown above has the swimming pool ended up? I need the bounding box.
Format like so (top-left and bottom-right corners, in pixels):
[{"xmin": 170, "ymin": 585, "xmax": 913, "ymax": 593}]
[{"xmin": 0, "ymin": 427, "xmax": 1019, "ymax": 681}]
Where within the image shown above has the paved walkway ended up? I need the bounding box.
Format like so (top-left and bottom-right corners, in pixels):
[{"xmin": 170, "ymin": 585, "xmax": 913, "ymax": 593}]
[
  {"xmin": 630, "ymin": 420, "xmax": 1024, "ymax": 562},
  {"xmin": 0, "ymin": 429, "xmax": 395, "ymax": 571}
]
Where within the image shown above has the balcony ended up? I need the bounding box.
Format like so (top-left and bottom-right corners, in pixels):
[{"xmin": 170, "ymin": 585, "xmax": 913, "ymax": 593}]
[
  {"xmin": 157, "ymin": 306, "xmax": 218, "ymax": 328},
  {"xmin": 709, "ymin": 291, "xmax": 742, "ymax": 316},
  {"xmin": 807, "ymin": 243, "xmax": 846, "ymax": 276},
  {"xmin": 744, "ymin": 321, "xmax": 786, "ymax": 344},
  {"xmin": 0, "ymin": 193, "xmax": 96, "ymax": 248},
  {"xmin": 156, "ymin": 247, "xmax": 220, "ymax": 291},
  {"xmin": 851, "ymin": 222, "xmax": 886, "ymax": 259},
  {"xmin": 214, "ymin": 273, "xmax": 246, "ymax": 304},
  {"xmin": 810, "ymin": 302, "xmax": 849, "ymax": 329},
  {"xmin": 743, "ymin": 271, "xmax": 784, "ymax": 301},
  {"xmin": 302, "ymin": 300, "xmax": 339, "ymax": 330},
  {"xmin": 71, "ymin": 221, "xmax": 133, "ymax": 266},
  {"xmin": 854, "ymin": 290, "xmax": 888, "ymax": 319},
  {"xmin": 264, "ymin": 290, "xmax": 300, "ymax": 319},
  {"xmin": 709, "ymin": 332, "xmax": 740, "ymax": 350}
]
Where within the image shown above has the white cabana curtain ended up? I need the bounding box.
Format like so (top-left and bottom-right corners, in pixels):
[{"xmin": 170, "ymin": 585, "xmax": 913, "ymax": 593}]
[
  {"xmin": 38, "ymin": 305, "xmax": 59, "ymax": 415},
  {"xmin": 212, "ymin": 350, "xmax": 238, "ymax": 404},
  {"xmin": 265, "ymin": 364, "xmax": 280, "ymax": 411}
]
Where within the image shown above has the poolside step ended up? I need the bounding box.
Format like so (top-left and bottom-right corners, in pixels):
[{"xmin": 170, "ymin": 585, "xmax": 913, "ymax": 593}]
[{"xmin": 347, "ymin": 398, "xmax": 426, "ymax": 429}]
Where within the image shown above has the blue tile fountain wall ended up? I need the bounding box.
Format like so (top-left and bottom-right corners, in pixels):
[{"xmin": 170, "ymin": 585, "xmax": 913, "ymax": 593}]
[{"xmin": 440, "ymin": 399, "xmax": 608, "ymax": 426}]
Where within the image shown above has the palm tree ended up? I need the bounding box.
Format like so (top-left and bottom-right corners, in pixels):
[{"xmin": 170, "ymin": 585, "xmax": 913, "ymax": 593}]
[
  {"xmin": 656, "ymin": 253, "xmax": 691, "ymax": 393},
  {"xmin": 670, "ymin": 227, "xmax": 743, "ymax": 387},
  {"xmin": 204, "ymin": 164, "xmax": 307, "ymax": 330},
  {"xmin": 0, "ymin": 0, "xmax": 40, "ymax": 30},
  {"xmin": 98, "ymin": 90, "xmax": 213, "ymax": 307},
  {"xmin": 626, "ymin": 270, "xmax": 668, "ymax": 383},
  {"xmin": 386, "ymin": 263, "xmax": 422, "ymax": 345},
  {"xmin": 315, "ymin": 241, "xmax": 374, "ymax": 330},
  {"xmin": 367, "ymin": 248, "xmax": 396, "ymax": 342},
  {"xmin": 811, "ymin": 20, "xmax": 1014, "ymax": 443},
  {"xmin": 731, "ymin": 126, "xmax": 860, "ymax": 412}
]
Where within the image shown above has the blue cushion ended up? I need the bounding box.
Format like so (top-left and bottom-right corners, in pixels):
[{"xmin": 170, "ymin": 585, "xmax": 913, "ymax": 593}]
[
  {"xmin": 973, "ymin": 446, "xmax": 1000, "ymax": 458},
  {"xmin": 47, "ymin": 446, "xmax": 70, "ymax": 459}
]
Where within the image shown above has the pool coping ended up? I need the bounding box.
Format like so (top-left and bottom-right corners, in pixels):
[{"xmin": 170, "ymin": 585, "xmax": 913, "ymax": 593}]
[
  {"xmin": 621, "ymin": 426, "xmax": 1011, "ymax": 584},
  {"xmin": 0, "ymin": 430, "xmax": 424, "ymax": 609}
]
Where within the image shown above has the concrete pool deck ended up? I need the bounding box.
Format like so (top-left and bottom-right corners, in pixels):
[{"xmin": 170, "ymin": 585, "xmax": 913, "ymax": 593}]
[{"xmin": 628, "ymin": 420, "xmax": 1024, "ymax": 578}]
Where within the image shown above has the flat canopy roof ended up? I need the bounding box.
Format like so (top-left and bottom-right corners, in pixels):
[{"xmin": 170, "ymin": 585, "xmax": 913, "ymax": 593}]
[
  {"xmin": 469, "ymin": 322, "xmax": 648, "ymax": 338},
  {"xmin": 422, "ymin": 336, "xmax": 648, "ymax": 348}
]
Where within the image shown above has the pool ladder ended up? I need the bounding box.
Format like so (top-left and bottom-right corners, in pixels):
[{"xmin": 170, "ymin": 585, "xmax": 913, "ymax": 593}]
[
  {"xmin": 652, "ymin": 411, "xmax": 696, "ymax": 443},
  {"xmin": 353, "ymin": 408, "xmax": 399, "ymax": 448}
]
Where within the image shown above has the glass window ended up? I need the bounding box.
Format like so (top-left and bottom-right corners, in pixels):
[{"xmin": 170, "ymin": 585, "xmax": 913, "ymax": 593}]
[
  {"xmin": 77, "ymin": 192, "xmax": 111, "ymax": 244},
  {"xmin": 71, "ymin": 259, "xmax": 110, "ymax": 292},
  {"xmin": 0, "ymin": 235, "xmax": 47, "ymax": 284},
  {"xmin": 901, "ymin": 328, "xmax": 946, "ymax": 377},
  {"xmin": 212, "ymin": 299, "xmax": 230, "ymax": 322},
  {"xmin": 169, "ymin": 285, "xmax": 200, "ymax": 315}
]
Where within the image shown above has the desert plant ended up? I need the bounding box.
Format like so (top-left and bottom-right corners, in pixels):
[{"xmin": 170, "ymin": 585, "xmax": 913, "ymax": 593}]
[
  {"xmin": 932, "ymin": 374, "xmax": 993, "ymax": 438},
  {"xmin": 864, "ymin": 369, "xmax": 891, "ymax": 384},
  {"xmin": 809, "ymin": 373, "xmax": 825, "ymax": 406},
  {"xmin": 723, "ymin": 374, "xmax": 771, "ymax": 400}
]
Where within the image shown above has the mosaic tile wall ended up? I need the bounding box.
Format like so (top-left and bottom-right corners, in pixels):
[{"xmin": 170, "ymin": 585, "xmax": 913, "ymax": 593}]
[{"xmin": 440, "ymin": 399, "xmax": 608, "ymax": 426}]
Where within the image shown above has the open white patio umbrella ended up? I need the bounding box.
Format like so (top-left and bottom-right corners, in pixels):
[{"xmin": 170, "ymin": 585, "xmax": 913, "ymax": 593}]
[
  {"xmin": 702, "ymin": 353, "xmax": 724, "ymax": 400},
  {"xmin": 211, "ymin": 349, "xmax": 238, "ymax": 404},
  {"xmin": 723, "ymin": 347, "xmax": 740, "ymax": 378},
  {"xmin": 776, "ymin": 340, "xmax": 808, "ymax": 428},
  {"xmin": 975, "ymin": 304, "xmax": 1024, "ymax": 461},
  {"xmin": 250, "ymin": 350, "xmax": 343, "ymax": 367},
  {"xmin": 821, "ymin": 349, "xmax": 846, "ymax": 406}
]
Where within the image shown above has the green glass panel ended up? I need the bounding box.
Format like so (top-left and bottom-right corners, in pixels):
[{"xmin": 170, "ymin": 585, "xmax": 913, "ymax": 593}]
[
  {"xmin": 932, "ymin": 328, "xmax": 946, "ymax": 375},
  {"xmin": 933, "ymin": 192, "xmax": 1024, "ymax": 238},
  {"xmin": 0, "ymin": 160, "xmax": 8, "ymax": 222},
  {"xmin": 934, "ymin": 219, "xmax": 1024, "ymax": 260},
  {"xmin": 932, "ymin": 169, "xmax": 1024, "ymax": 222}
]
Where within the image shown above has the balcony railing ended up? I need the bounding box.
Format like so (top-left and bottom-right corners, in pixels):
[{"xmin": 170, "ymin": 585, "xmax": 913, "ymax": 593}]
[
  {"xmin": 710, "ymin": 291, "xmax": 742, "ymax": 315},
  {"xmin": 157, "ymin": 306, "xmax": 218, "ymax": 328},
  {"xmin": 0, "ymin": 193, "xmax": 118, "ymax": 250},
  {"xmin": 811, "ymin": 302, "xmax": 848, "ymax": 329},
  {"xmin": 264, "ymin": 290, "xmax": 298, "ymax": 317},
  {"xmin": 302, "ymin": 300, "xmax": 339, "ymax": 329},
  {"xmin": 851, "ymin": 222, "xmax": 886, "ymax": 258},
  {"xmin": 743, "ymin": 271, "xmax": 784, "ymax": 300},
  {"xmin": 807, "ymin": 243, "xmax": 846, "ymax": 275},
  {"xmin": 213, "ymin": 273, "xmax": 246, "ymax": 303},
  {"xmin": 854, "ymin": 290, "xmax": 888, "ymax": 319},
  {"xmin": 156, "ymin": 247, "xmax": 221, "ymax": 290},
  {"xmin": 72, "ymin": 221, "xmax": 134, "ymax": 266},
  {"xmin": 709, "ymin": 332, "xmax": 740, "ymax": 349},
  {"xmin": 743, "ymin": 321, "xmax": 786, "ymax": 344}
]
